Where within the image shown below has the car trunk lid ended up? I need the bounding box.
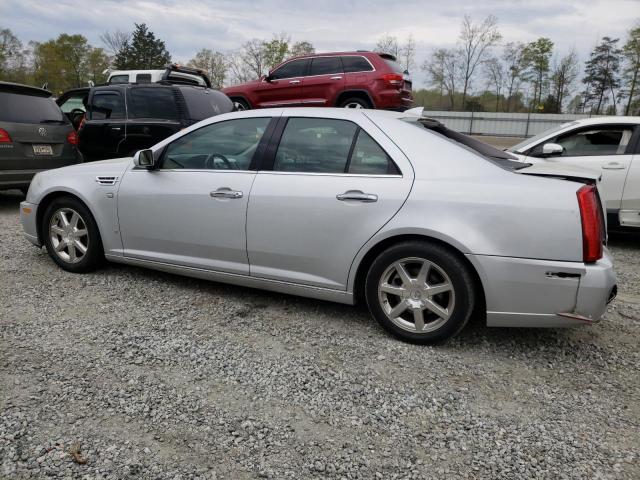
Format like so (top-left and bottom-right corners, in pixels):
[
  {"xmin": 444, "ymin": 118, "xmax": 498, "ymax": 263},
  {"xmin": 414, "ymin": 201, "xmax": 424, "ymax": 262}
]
[{"xmin": 515, "ymin": 162, "xmax": 601, "ymax": 184}]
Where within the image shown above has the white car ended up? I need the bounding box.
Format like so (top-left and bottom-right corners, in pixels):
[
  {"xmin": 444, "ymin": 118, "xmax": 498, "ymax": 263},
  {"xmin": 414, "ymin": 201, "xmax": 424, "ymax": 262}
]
[{"xmin": 508, "ymin": 116, "xmax": 640, "ymax": 228}]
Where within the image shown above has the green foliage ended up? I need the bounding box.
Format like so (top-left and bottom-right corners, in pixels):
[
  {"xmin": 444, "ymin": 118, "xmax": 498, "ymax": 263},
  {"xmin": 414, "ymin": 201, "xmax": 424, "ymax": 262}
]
[
  {"xmin": 289, "ymin": 41, "xmax": 315, "ymax": 58},
  {"xmin": 582, "ymin": 36, "xmax": 622, "ymax": 114},
  {"xmin": 187, "ymin": 48, "xmax": 227, "ymax": 89},
  {"xmin": 113, "ymin": 23, "xmax": 171, "ymax": 70},
  {"xmin": 263, "ymin": 37, "xmax": 289, "ymax": 71},
  {"xmin": 622, "ymin": 23, "xmax": 640, "ymax": 115},
  {"xmin": 522, "ymin": 38, "xmax": 554, "ymax": 107}
]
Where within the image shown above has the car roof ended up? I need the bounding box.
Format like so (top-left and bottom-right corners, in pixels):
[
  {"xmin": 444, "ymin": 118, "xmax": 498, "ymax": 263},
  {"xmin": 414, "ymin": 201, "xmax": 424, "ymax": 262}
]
[
  {"xmin": 0, "ymin": 81, "xmax": 52, "ymax": 98},
  {"xmin": 570, "ymin": 116, "xmax": 640, "ymax": 125}
]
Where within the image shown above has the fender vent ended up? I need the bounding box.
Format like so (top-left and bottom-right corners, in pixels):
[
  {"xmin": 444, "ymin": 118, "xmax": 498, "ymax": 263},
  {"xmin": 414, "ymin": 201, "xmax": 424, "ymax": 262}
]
[{"xmin": 95, "ymin": 176, "xmax": 119, "ymax": 186}]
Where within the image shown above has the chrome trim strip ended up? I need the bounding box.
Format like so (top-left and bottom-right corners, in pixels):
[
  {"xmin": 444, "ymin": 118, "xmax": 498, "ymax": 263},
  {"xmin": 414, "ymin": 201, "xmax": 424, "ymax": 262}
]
[
  {"xmin": 556, "ymin": 312, "xmax": 600, "ymax": 324},
  {"xmin": 105, "ymin": 254, "xmax": 355, "ymax": 305},
  {"xmin": 256, "ymin": 171, "xmax": 402, "ymax": 178}
]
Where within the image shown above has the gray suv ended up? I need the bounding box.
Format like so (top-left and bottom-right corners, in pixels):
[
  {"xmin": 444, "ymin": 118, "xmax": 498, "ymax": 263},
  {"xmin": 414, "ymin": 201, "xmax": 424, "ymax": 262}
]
[{"xmin": 0, "ymin": 82, "xmax": 81, "ymax": 192}]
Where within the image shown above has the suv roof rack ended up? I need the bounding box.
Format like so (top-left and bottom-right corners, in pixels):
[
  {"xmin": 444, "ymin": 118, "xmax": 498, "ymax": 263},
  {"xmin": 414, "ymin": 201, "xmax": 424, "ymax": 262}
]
[{"xmin": 162, "ymin": 63, "xmax": 212, "ymax": 88}]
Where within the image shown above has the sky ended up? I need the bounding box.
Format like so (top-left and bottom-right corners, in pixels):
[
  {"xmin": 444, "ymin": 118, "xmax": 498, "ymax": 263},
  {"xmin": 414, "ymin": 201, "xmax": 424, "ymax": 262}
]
[{"xmin": 1, "ymin": 0, "xmax": 639, "ymax": 87}]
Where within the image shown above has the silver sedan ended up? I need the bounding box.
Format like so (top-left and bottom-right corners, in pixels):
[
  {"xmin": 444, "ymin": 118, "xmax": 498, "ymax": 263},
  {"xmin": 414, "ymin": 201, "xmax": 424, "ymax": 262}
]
[{"xmin": 20, "ymin": 108, "xmax": 617, "ymax": 343}]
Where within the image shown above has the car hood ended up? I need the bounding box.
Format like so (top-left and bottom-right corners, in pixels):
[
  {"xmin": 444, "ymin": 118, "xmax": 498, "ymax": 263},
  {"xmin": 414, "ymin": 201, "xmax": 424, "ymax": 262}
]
[{"xmin": 515, "ymin": 162, "xmax": 601, "ymax": 183}]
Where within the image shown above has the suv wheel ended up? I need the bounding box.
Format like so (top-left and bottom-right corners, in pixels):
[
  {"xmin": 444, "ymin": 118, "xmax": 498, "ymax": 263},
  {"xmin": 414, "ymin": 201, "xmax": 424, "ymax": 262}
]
[
  {"xmin": 338, "ymin": 97, "xmax": 371, "ymax": 109},
  {"xmin": 42, "ymin": 196, "xmax": 104, "ymax": 273},
  {"xmin": 365, "ymin": 241, "xmax": 476, "ymax": 344},
  {"xmin": 232, "ymin": 98, "xmax": 251, "ymax": 111}
]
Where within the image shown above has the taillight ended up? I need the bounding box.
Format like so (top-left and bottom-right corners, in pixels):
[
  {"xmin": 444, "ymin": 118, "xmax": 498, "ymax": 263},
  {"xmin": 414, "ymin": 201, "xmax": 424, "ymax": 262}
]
[
  {"xmin": 382, "ymin": 73, "xmax": 403, "ymax": 88},
  {"xmin": 577, "ymin": 184, "xmax": 604, "ymax": 263},
  {"xmin": 0, "ymin": 128, "xmax": 11, "ymax": 143},
  {"xmin": 67, "ymin": 131, "xmax": 79, "ymax": 145}
]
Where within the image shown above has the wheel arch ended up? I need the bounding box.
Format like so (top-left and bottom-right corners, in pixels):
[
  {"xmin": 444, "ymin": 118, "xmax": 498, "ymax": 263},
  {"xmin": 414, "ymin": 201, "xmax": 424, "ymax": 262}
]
[
  {"xmin": 335, "ymin": 90, "xmax": 375, "ymax": 108},
  {"xmin": 350, "ymin": 233, "xmax": 486, "ymax": 321},
  {"xmin": 227, "ymin": 94, "xmax": 252, "ymax": 109}
]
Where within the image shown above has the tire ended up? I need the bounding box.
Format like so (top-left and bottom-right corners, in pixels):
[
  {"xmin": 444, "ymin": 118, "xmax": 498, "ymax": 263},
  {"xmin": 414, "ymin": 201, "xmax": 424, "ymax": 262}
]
[
  {"xmin": 338, "ymin": 97, "xmax": 371, "ymax": 109},
  {"xmin": 42, "ymin": 196, "xmax": 104, "ymax": 273},
  {"xmin": 365, "ymin": 241, "xmax": 476, "ymax": 344},
  {"xmin": 232, "ymin": 98, "xmax": 251, "ymax": 111}
]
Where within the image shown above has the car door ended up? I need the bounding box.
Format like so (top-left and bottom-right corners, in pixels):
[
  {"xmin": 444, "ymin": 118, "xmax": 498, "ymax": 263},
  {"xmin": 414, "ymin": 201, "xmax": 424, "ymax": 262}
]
[
  {"xmin": 524, "ymin": 124, "xmax": 637, "ymax": 211},
  {"xmin": 117, "ymin": 116, "xmax": 273, "ymax": 274},
  {"xmin": 80, "ymin": 89, "xmax": 126, "ymax": 161},
  {"xmin": 246, "ymin": 115, "xmax": 413, "ymax": 290},
  {"xmin": 619, "ymin": 134, "xmax": 640, "ymax": 227},
  {"xmin": 254, "ymin": 58, "xmax": 309, "ymax": 107},
  {"xmin": 300, "ymin": 56, "xmax": 345, "ymax": 106}
]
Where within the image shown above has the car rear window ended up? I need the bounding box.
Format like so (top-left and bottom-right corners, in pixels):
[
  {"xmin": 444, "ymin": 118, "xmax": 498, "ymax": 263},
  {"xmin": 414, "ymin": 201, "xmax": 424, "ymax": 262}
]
[
  {"xmin": 128, "ymin": 87, "xmax": 179, "ymax": 120},
  {"xmin": 180, "ymin": 87, "xmax": 232, "ymax": 120},
  {"xmin": 0, "ymin": 91, "xmax": 65, "ymax": 124},
  {"xmin": 341, "ymin": 56, "xmax": 374, "ymax": 73},
  {"xmin": 109, "ymin": 75, "xmax": 129, "ymax": 84}
]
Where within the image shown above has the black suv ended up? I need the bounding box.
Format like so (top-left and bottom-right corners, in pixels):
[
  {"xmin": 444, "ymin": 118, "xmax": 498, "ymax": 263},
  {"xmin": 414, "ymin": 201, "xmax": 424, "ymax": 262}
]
[{"xmin": 57, "ymin": 67, "xmax": 234, "ymax": 162}]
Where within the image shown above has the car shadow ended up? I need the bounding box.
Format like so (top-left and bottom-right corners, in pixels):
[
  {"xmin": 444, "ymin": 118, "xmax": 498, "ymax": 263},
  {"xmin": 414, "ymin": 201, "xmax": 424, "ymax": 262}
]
[
  {"xmin": 608, "ymin": 229, "xmax": 640, "ymax": 249},
  {"xmin": 0, "ymin": 190, "xmax": 25, "ymax": 213}
]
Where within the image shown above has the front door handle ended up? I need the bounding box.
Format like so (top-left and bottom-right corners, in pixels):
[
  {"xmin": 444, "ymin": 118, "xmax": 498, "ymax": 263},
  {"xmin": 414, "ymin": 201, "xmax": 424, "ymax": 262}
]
[
  {"xmin": 289, "ymin": 80, "xmax": 301, "ymax": 84},
  {"xmin": 110, "ymin": 126, "xmax": 122, "ymax": 132},
  {"xmin": 210, "ymin": 187, "xmax": 243, "ymax": 199},
  {"xmin": 330, "ymin": 76, "xmax": 343, "ymax": 80},
  {"xmin": 602, "ymin": 162, "xmax": 626, "ymax": 170},
  {"xmin": 336, "ymin": 190, "xmax": 378, "ymax": 203}
]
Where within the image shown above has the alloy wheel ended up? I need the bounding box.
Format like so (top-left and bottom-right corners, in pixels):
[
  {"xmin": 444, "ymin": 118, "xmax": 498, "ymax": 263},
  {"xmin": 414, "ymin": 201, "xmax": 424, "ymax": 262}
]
[
  {"xmin": 48, "ymin": 208, "xmax": 89, "ymax": 264},
  {"xmin": 343, "ymin": 102, "xmax": 364, "ymax": 109}
]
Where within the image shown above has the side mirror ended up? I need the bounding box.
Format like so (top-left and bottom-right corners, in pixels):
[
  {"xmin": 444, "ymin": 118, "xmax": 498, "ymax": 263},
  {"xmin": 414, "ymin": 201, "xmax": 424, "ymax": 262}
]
[
  {"xmin": 134, "ymin": 149, "xmax": 156, "ymax": 169},
  {"xmin": 264, "ymin": 73, "xmax": 274, "ymax": 82},
  {"xmin": 542, "ymin": 143, "xmax": 564, "ymax": 157}
]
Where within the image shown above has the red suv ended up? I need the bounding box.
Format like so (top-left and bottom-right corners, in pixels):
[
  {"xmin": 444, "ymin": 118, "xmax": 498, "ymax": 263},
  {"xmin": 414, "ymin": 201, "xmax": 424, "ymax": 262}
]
[{"xmin": 222, "ymin": 51, "xmax": 413, "ymax": 111}]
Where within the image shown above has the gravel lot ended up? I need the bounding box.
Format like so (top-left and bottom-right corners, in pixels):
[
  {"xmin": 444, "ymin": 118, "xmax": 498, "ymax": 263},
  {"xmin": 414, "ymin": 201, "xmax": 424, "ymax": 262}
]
[{"xmin": 1, "ymin": 188, "xmax": 639, "ymax": 480}]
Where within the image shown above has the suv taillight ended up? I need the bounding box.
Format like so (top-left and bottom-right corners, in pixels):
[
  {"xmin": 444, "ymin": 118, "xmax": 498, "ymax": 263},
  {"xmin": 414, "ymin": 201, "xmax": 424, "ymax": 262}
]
[
  {"xmin": 382, "ymin": 73, "xmax": 403, "ymax": 88},
  {"xmin": 67, "ymin": 131, "xmax": 79, "ymax": 145},
  {"xmin": 577, "ymin": 184, "xmax": 604, "ymax": 263},
  {"xmin": 0, "ymin": 128, "xmax": 11, "ymax": 143}
]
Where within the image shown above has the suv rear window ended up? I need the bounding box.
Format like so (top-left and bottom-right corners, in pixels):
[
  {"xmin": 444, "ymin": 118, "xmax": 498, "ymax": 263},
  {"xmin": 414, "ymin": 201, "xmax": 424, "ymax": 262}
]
[
  {"xmin": 128, "ymin": 87, "xmax": 179, "ymax": 120},
  {"xmin": 341, "ymin": 56, "xmax": 373, "ymax": 73},
  {"xmin": 0, "ymin": 92, "xmax": 65, "ymax": 124},
  {"xmin": 179, "ymin": 87, "xmax": 231, "ymax": 120}
]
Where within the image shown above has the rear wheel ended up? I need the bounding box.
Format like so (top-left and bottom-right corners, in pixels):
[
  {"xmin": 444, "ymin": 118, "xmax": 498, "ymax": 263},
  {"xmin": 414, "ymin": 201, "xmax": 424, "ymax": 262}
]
[
  {"xmin": 338, "ymin": 97, "xmax": 371, "ymax": 109},
  {"xmin": 365, "ymin": 241, "xmax": 476, "ymax": 344},
  {"xmin": 232, "ymin": 98, "xmax": 251, "ymax": 111},
  {"xmin": 42, "ymin": 196, "xmax": 104, "ymax": 273}
]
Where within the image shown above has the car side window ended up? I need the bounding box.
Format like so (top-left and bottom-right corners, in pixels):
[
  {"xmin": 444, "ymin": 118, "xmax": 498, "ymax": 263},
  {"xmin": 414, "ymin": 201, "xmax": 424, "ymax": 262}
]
[
  {"xmin": 341, "ymin": 56, "xmax": 373, "ymax": 73},
  {"xmin": 271, "ymin": 59, "xmax": 308, "ymax": 80},
  {"xmin": 109, "ymin": 75, "xmax": 129, "ymax": 84},
  {"xmin": 552, "ymin": 126, "xmax": 634, "ymax": 157},
  {"xmin": 309, "ymin": 57, "xmax": 343, "ymax": 76},
  {"xmin": 128, "ymin": 87, "xmax": 179, "ymax": 120},
  {"xmin": 59, "ymin": 95, "xmax": 86, "ymax": 113},
  {"xmin": 348, "ymin": 130, "xmax": 399, "ymax": 175},
  {"xmin": 90, "ymin": 92, "xmax": 125, "ymax": 120},
  {"xmin": 273, "ymin": 118, "xmax": 357, "ymax": 173},
  {"xmin": 160, "ymin": 117, "xmax": 270, "ymax": 170}
]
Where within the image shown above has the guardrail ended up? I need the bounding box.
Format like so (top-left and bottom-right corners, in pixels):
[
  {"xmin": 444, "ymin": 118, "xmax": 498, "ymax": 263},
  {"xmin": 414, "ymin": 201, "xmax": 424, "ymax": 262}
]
[{"xmin": 423, "ymin": 111, "xmax": 599, "ymax": 137}]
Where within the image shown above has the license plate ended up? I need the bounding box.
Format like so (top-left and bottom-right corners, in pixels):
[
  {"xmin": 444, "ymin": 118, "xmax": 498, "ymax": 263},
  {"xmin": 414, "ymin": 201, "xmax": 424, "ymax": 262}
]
[{"xmin": 33, "ymin": 144, "xmax": 53, "ymax": 156}]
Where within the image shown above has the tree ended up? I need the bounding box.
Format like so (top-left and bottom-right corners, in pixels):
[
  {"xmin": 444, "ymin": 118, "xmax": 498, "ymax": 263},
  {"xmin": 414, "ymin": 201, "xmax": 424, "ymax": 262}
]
[
  {"xmin": 188, "ymin": 48, "xmax": 227, "ymax": 89},
  {"xmin": 0, "ymin": 28, "xmax": 25, "ymax": 81},
  {"xmin": 226, "ymin": 50, "xmax": 252, "ymax": 84},
  {"xmin": 31, "ymin": 34, "xmax": 95, "ymax": 92},
  {"xmin": 548, "ymin": 50, "xmax": 579, "ymax": 113},
  {"xmin": 582, "ymin": 37, "xmax": 622, "ymax": 114},
  {"xmin": 422, "ymin": 48, "xmax": 459, "ymax": 110},
  {"xmin": 100, "ymin": 30, "xmax": 130, "ymax": 56},
  {"xmin": 240, "ymin": 39, "xmax": 269, "ymax": 78},
  {"xmin": 376, "ymin": 34, "xmax": 399, "ymax": 58},
  {"xmin": 85, "ymin": 47, "xmax": 110, "ymax": 85},
  {"xmin": 502, "ymin": 42, "xmax": 526, "ymax": 112},
  {"xmin": 400, "ymin": 35, "xmax": 416, "ymax": 72},
  {"xmin": 484, "ymin": 56, "xmax": 505, "ymax": 111},
  {"xmin": 289, "ymin": 41, "xmax": 315, "ymax": 57},
  {"xmin": 622, "ymin": 23, "xmax": 640, "ymax": 115},
  {"xmin": 522, "ymin": 37, "xmax": 554, "ymax": 109},
  {"xmin": 114, "ymin": 23, "xmax": 171, "ymax": 70},
  {"xmin": 458, "ymin": 14, "xmax": 502, "ymax": 109},
  {"xmin": 263, "ymin": 33, "xmax": 290, "ymax": 71}
]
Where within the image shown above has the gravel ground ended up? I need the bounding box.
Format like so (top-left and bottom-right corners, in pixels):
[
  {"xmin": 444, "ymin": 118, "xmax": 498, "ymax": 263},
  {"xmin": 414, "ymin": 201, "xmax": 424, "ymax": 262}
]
[{"xmin": 1, "ymin": 189, "xmax": 638, "ymax": 480}]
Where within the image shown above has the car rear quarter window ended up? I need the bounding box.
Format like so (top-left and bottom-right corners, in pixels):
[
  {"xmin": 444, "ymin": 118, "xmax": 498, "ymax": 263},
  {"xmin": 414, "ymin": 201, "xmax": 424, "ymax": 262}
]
[
  {"xmin": 128, "ymin": 88, "xmax": 179, "ymax": 120},
  {"xmin": 180, "ymin": 87, "xmax": 233, "ymax": 120},
  {"xmin": 274, "ymin": 118, "xmax": 357, "ymax": 173},
  {"xmin": 0, "ymin": 91, "xmax": 65, "ymax": 124},
  {"xmin": 309, "ymin": 57, "xmax": 343, "ymax": 76},
  {"xmin": 271, "ymin": 59, "xmax": 308, "ymax": 79},
  {"xmin": 90, "ymin": 92, "xmax": 125, "ymax": 120},
  {"xmin": 341, "ymin": 56, "xmax": 374, "ymax": 73},
  {"xmin": 348, "ymin": 129, "xmax": 399, "ymax": 175}
]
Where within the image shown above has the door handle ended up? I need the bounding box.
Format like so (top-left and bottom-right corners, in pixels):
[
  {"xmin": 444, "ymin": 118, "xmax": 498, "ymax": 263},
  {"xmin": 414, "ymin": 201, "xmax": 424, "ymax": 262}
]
[
  {"xmin": 289, "ymin": 80, "xmax": 301, "ymax": 84},
  {"xmin": 110, "ymin": 127, "xmax": 122, "ymax": 131},
  {"xmin": 210, "ymin": 187, "xmax": 243, "ymax": 199},
  {"xmin": 336, "ymin": 190, "xmax": 378, "ymax": 203},
  {"xmin": 602, "ymin": 162, "xmax": 626, "ymax": 170},
  {"xmin": 330, "ymin": 76, "xmax": 343, "ymax": 80}
]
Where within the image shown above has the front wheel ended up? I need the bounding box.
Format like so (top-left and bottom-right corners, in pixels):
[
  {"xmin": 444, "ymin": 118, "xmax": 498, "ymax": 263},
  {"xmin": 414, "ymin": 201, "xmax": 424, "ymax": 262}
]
[
  {"xmin": 232, "ymin": 98, "xmax": 251, "ymax": 111},
  {"xmin": 365, "ymin": 241, "xmax": 476, "ymax": 344},
  {"xmin": 42, "ymin": 196, "xmax": 104, "ymax": 273}
]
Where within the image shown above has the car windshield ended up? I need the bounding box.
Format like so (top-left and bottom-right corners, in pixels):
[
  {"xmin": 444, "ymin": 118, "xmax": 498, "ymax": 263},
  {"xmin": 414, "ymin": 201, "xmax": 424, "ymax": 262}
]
[
  {"xmin": 508, "ymin": 122, "xmax": 579, "ymax": 152},
  {"xmin": 0, "ymin": 91, "xmax": 66, "ymax": 124}
]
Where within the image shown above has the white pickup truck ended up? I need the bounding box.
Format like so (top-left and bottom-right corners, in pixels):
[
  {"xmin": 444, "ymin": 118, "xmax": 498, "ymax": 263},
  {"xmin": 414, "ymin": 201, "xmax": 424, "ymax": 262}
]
[{"xmin": 508, "ymin": 116, "xmax": 640, "ymax": 228}]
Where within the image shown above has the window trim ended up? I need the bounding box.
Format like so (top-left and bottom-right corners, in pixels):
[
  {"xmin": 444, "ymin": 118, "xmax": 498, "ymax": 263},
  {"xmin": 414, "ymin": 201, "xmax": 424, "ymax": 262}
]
[
  {"xmin": 259, "ymin": 116, "xmax": 402, "ymax": 176},
  {"xmin": 527, "ymin": 124, "xmax": 639, "ymax": 158},
  {"xmin": 267, "ymin": 55, "xmax": 376, "ymax": 81},
  {"xmin": 155, "ymin": 116, "xmax": 277, "ymax": 171}
]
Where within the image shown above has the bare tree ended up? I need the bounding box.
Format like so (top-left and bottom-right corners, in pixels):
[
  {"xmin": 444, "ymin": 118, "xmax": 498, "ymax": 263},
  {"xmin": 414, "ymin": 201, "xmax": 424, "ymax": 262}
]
[
  {"xmin": 484, "ymin": 56, "xmax": 506, "ymax": 111},
  {"xmin": 458, "ymin": 14, "xmax": 502, "ymax": 109},
  {"xmin": 423, "ymin": 48, "xmax": 459, "ymax": 110},
  {"xmin": 99, "ymin": 30, "xmax": 130, "ymax": 56},
  {"xmin": 376, "ymin": 34, "xmax": 400, "ymax": 58},
  {"xmin": 400, "ymin": 34, "xmax": 416, "ymax": 72},
  {"xmin": 226, "ymin": 50, "xmax": 252, "ymax": 85},
  {"xmin": 240, "ymin": 39, "xmax": 269, "ymax": 78},
  {"xmin": 502, "ymin": 42, "xmax": 526, "ymax": 112},
  {"xmin": 187, "ymin": 48, "xmax": 227, "ymax": 89},
  {"xmin": 549, "ymin": 50, "xmax": 579, "ymax": 113}
]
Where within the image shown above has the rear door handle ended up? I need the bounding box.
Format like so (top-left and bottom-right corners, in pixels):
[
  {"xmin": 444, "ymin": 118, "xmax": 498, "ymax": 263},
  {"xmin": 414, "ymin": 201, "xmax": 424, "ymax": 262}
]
[
  {"xmin": 289, "ymin": 80, "xmax": 301, "ymax": 84},
  {"xmin": 110, "ymin": 126, "xmax": 122, "ymax": 131},
  {"xmin": 330, "ymin": 76, "xmax": 343, "ymax": 80},
  {"xmin": 336, "ymin": 190, "xmax": 378, "ymax": 203},
  {"xmin": 210, "ymin": 187, "xmax": 243, "ymax": 199},
  {"xmin": 602, "ymin": 162, "xmax": 626, "ymax": 170}
]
